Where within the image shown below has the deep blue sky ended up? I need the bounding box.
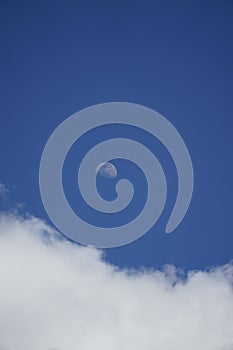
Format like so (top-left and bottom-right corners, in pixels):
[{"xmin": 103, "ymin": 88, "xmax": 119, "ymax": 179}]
[{"xmin": 0, "ymin": 0, "xmax": 233, "ymax": 270}]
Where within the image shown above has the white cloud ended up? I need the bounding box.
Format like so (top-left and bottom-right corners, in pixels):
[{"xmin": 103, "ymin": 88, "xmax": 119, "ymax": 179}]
[
  {"xmin": 0, "ymin": 213, "xmax": 232, "ymax": 350},
  {"xmin": 0, "ymin": 183, "xmax": 8, "ymax": 197}
]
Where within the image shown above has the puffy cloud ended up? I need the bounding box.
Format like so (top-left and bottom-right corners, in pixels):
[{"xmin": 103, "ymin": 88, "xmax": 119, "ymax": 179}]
[{"xmin": 0, "ymin": 213, "xmax": 233, "ymax": 350}]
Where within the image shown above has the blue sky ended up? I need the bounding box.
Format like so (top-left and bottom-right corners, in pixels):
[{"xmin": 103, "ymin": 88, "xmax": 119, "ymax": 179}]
[{"xmin": 0, "ymin": 0, "xmax": 233, "ymax": 271}]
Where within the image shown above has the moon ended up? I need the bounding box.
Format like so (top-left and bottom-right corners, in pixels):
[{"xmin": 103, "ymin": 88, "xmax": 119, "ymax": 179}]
[{"xmin": 96, "ymin": 162, "xmax": 118, "ymax": 179}]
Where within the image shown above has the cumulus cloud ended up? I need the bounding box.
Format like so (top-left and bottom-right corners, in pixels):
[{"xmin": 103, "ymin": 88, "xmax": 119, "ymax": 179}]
[{"xmin": 0, "ymin": 213, "xmax": 233, "ymax": 350}]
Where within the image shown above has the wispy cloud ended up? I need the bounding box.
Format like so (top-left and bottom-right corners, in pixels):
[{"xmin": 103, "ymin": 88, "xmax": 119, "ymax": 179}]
[
  {"xmin": 0, "ymin": 213, "xmax": 232, "ymax": 350},
  {"xmin": 0, "ymin": 183, "xmax": 8, "ymax": 197}
]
